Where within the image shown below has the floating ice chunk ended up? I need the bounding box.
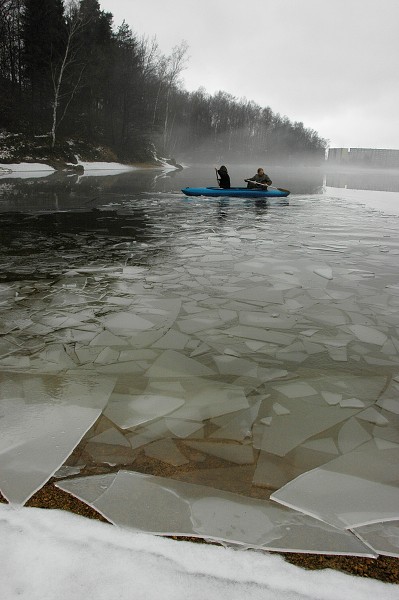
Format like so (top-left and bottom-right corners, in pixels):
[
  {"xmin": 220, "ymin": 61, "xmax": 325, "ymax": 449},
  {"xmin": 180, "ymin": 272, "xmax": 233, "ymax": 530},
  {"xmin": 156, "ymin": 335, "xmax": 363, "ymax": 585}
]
[
  {"xmin": 300, "ymin": 329, "xmax": 319, "ymax": 337},
  {"xmin": 273, "ymin": 402, "xmax": 290, "ymax": 415},
  {"xmin": 301, "ymin": 438, "xmax": 339, "ymax": 455},
  {"xmin": 53, "ymin": 465, "xmax": 83, "ymax": 478},
  {"xmin": 0, "ymin": 355, "xmax": 30, "ymax": 369},
  {"xmin": 221, "ymin": 348, "xmax": 240, "ymax": 358},
  {"xmin": 337, "ymin": 418, "xmax": 372, "ymax": 454},
  {"xmin": 376, "ymin": 398, "xmax": 399, "ymax": 415},
  {"xmin": 104, "ymin": 393, "xmax": 185, "ymax": 429},
  {"xmin": 229, "ymin": 286, "xmax": 284, "ymax": 305},
  {"xmin": 372, "ymin": 425, "xmax": 399, "ymax": 445},
  {"xmin": 313, "ymin": 267, "xmax": 333, "ymax": 280},
  {"xmin": 164, "ymin": 418, "xmax": 204, "ymax": 438},
  {"xmin": 185, "ymin": 442, "xmax": 255, "ymax": 465},
  {"xmin": 373, "ymin": 438, "xmax": 399, "ymax": 450},
  {"xmin": 357, "ymin": 407, "xmax": 389, "ymax": 426},
  {"xmin": 303, "ymin": 306, "xmax": 348, "ymax": 326},
  {"xmin": 226, "ymin": 325, "xmax": 296, "ymax": 345},
  {"xmin": 364, "ymin": 355, "xmax": 399, "ymax": 366},
  {"xmin": 144, "ymin": 439, "xmax": 189, "ymax": 466},
  {"xmin": 252, "ymin": 451, "xmax": 303, "ymax": 489},
  {"xmin": 258, "ymin": 400, "xmax": 357, "ymax": 457},
  {"xmin": 348, "ymin": 325, "xmax": 388, "ymax": 346},
  {"xmin": 273, "ymin": 382, "xmax": 317, "ymax": 398},
  {"xmin": 177, "ymin": 315, "xmax": 227, "ymax": 334},
  {"xmin": 302, "ymin": 340, "xmax": 325, "ymax": 355},
  {"xmin": 94, "ymin": 347, "xmax": 120, "ymax": 365},
  {"xmin": 353, "ymin": 521, "xmax": 399, "ymax": 557},
  {"xmin": 119, "ymin": 349, "xmax": 158, "ymax": 362},
  {"xmin": 125, "ymin": 421, "xmax": 171, "ymax": 450},
  {"xmin": 271, "ymin": 447, "xmax": 399, "ymax": 529},
  {"xmin": 189, "ymin": 343, "xmax": 211, "ymax": 357},
  {"xmin": 89, "ymin": 428, "xmax": 130, "ymax": 447},
  {"xmin": 244, "ymin": 340, "xmax": 265, "ymax": 351},
  {"xmin": 74, "ymin": 346, "xmax": 102, "ymax": 365},
  {"xmin": 339, "ymin": 398, "xmax": 365, "ymax": 408},
  {"xmin": 239, "ymin": 312, "xmax": 297, "ymax": 329},
  {"xmin": 213, "ymin": 355, "xmax": 258, "ymax": 377},
  {"xmin": 102, "ymin": 296, "xmax": 133, "ymax": 306},
  {"xmin": 89, "ymin": 331, "xmax": 129, "ymax": 346},
  {"xmin": 170, "ymin": 380, "xmax": 249, "ymax": 421},
  {"xmin": 260, "ymin": 417, "xmax": 273, "ymax": 426},
  {"xmin": 104, "ymin": 312, "xmax": 155, "ymax": 334},
  {"xmin": 145, "ymin": 350, "xmax": 215, "ymax": 378},
  {"xmin": 0, "ymin": 402, "xmax": 102, "ymax": 504},
  {"xmin": 381, "ymin": 339, "xmax": 398, "ymax": 355},
  {"xmin": 152, "ymin": 329, "xmax": 189, "ymax": 350},
  {"xmin": 209, "ymin": 401, "xmax": 261, "ymax": 440},
  {"xmin": 85, "ymin": 442, "xmax": 135, "ymax": 466},
  {"xmin": 56, "ymin": 470, "xmax": 374, "ymax": 555}
]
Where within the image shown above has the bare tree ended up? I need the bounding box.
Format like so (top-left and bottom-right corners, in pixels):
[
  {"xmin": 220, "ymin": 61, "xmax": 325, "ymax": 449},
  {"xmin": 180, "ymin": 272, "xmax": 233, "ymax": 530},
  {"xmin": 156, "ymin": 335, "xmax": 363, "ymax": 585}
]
[
  {"xmin": 161, "ymin": 40, "xmax": 188, "ymax": 153},
  {"xmin": 50, "ymin": 0, "xmax": 86, "ymax": 147}
]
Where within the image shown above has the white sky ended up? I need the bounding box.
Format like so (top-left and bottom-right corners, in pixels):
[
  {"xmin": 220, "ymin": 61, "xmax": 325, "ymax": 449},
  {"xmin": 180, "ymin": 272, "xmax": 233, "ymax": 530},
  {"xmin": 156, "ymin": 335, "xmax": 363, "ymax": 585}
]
[
  {"xmin": 98, "ymin": 0, "xmax": 399, "ymax": 150},
  {"xmin": 2, "ymin": 505, "xmax": 398, "ymax": 600}
]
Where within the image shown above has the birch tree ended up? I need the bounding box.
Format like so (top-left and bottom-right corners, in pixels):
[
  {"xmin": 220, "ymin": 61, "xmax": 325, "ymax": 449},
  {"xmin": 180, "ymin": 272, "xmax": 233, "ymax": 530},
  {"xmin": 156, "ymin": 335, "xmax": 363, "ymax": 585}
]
[{"xmin": 50, "ymin": 0, "xmax": 85, "ymax": 147}]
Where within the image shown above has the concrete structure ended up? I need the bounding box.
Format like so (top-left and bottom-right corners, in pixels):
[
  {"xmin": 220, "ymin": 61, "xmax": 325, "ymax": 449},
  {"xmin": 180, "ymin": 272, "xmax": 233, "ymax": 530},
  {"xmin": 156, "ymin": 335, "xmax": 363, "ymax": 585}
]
[{"xmin": 327, "ymin": 147, "xmax": 399, "ymax": 168}]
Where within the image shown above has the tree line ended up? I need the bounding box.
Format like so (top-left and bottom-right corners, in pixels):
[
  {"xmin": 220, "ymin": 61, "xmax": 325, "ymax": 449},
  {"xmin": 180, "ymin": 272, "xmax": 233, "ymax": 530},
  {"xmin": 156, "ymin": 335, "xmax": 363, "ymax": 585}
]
[{"xmin": 0, "ymin": 0, "xmax": 327, "ymax": 164}]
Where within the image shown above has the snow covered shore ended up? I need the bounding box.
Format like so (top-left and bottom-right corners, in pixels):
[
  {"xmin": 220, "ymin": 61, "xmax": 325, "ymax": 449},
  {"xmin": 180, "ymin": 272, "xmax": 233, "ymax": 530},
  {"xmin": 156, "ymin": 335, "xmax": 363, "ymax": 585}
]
[{"xmin": 1, "ymin": 505, "xmax": 397, "ymax": 600}]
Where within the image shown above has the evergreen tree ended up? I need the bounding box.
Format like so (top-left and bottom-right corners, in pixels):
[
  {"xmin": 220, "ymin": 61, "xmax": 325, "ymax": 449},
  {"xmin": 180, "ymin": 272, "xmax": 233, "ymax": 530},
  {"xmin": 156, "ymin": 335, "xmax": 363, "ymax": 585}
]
[{"xmin": 22, "ymin": 0, "xmax": 66, "ymax": 126}]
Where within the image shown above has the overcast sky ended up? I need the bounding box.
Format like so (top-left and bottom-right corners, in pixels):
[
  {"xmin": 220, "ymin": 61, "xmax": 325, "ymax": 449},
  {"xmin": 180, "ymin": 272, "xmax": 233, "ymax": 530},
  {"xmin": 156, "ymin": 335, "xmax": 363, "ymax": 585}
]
[{"xmin": 99, "ymin": 0, "xmax": 399, "ymax": 149}]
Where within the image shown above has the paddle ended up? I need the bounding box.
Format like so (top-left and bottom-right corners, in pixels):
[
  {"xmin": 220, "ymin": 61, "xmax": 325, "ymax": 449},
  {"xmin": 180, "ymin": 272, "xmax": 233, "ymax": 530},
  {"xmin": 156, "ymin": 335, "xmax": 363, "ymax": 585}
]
[{"xmin": 244, "ymin": 179, "xmax": 290, "ymax": 193}]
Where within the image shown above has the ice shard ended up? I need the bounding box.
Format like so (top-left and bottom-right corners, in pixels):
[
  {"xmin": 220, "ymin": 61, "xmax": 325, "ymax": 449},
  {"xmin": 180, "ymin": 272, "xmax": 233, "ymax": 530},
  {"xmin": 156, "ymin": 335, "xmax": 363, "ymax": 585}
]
[{"xmin": 56, "ymin": 470, "xmax": 374, "ymax": 556}]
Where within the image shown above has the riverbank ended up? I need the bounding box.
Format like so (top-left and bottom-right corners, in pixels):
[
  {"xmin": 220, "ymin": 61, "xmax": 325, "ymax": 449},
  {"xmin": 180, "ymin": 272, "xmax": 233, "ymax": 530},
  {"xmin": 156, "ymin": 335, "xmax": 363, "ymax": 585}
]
[{"xmin": 0, "ymin": 131, "xmax": 182, "ymax": 172}]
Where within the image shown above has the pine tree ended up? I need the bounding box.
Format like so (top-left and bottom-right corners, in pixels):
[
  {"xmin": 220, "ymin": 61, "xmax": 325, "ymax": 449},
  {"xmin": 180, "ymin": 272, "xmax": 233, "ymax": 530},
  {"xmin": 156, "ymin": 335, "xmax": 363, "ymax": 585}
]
[{"xmin": 22, "ymin": 0, "xmax": 66, "ymax": 126}]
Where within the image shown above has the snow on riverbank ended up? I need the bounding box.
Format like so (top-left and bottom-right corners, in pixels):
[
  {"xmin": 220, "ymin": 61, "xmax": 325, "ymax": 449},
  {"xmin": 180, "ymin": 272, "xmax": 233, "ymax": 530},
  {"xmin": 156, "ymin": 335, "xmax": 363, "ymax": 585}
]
[
  {"xmin": 0, "ymin": 162, "xmax": 55, "ymax": 173},
  {"xmin": 1, "ymin": 505, "xmax": 397, "ymax": 600}
]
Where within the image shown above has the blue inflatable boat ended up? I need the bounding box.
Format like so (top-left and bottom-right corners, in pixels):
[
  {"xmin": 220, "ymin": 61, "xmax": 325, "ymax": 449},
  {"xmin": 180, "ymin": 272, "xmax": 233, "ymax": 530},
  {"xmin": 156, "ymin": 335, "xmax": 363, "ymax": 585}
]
[{"xmin": 181, "ymin": 186, "xmax": 290, "ymax": 198}]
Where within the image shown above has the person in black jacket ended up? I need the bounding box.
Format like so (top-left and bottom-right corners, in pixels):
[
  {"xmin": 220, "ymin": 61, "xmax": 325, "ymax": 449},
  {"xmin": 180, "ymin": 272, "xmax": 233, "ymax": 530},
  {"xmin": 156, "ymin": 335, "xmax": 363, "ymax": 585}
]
[
  {"xmin": 245, "ymin": 167, "xmax": 272, "ymax": 189},
  {"xmin": 215, "ymin": 165, "xmax": 231, "ymax": 189}
]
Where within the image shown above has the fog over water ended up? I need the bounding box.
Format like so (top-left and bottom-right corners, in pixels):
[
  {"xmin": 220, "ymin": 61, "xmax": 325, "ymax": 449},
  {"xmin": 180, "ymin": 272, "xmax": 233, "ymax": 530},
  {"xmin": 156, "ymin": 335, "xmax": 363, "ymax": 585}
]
[{"xmin": 1, "ymin": 165, "xmax": 399, "ymax": 558}]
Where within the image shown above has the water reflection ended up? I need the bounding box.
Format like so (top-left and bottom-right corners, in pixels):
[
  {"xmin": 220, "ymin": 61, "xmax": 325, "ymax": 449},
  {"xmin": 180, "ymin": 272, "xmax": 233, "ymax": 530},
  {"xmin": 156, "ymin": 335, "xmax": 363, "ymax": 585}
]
[{"xmin": 325, "ymin": 167, "xmax": 399, "ymax": 192}]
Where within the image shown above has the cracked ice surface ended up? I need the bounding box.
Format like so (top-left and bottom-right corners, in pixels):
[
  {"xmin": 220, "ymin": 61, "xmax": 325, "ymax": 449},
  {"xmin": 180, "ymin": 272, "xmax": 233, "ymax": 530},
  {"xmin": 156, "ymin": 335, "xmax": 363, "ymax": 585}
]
[
  {"xmin": 56, "ymin": 470, "xmax": 374, "ymax": 556},
  {"xmin": 1, "ymin": 172, "xmax": 399, "ymax": 556}
]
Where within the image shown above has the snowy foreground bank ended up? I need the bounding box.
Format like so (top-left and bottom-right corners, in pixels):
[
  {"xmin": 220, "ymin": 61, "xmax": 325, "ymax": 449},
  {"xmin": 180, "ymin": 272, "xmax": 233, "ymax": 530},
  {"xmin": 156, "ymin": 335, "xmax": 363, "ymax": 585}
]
[{"xmin": 1, "ymin": 505, "xmax": 397, "ymax": 600}]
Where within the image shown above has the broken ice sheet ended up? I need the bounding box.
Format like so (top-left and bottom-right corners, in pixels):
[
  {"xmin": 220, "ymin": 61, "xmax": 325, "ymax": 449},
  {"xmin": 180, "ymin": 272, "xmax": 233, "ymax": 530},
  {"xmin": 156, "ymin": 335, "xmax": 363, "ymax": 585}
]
[
  {"xmin": 0, "ymin": 402, "xmax": 101, "ymax": 504},
  {"xmin": 271, "ymin": 447, "xmax": 399, "ymax": 530},
  {"xmin": 353, "ymin": 521, "xmax": 399, "ymax": 557},
  {"xmin": 185, "ymin": 441, "xmax": 255, "ymax": 465},
  {"xmin": 209, "ymin": 400, "xmax": 261, "ymax": 441},
  {"xmin": 103, "ymin": 392, "xmax": 185, "ymax": 429},
  {"xmin": 255, "ymin": 401, "xmax": 358, "ymax": 457},
  {"xmin": 144, "ymin": 439, "xmax": 189, "ymax": 466},
  {"xmin": 252, "ymin": 451, "xmax": 304, "ymax": 490},
  {"xmin": 272, "ymin": 381, "xmax": 318, "ymax": 398},
  {"xmin": 85, "ymin": 442, "xmax": 136, "ymax": 466},
  {"xmin": 168, "ymin": 379, "xmax": 249, "ymax": 421},
  {"xmin": 145, "ymin": 349, "xmax": 215, "ymax": 378},
  {"xmin": 0, "ymin": 372, "xmax": 115, "ymax": 504},
  {"xmin": 56, "ymin": 470, "xmax": 374, "ymax": 556},
  {"xmin": 53, "ymin": 465, "xmax": 84, "ymax": 479},
  {"xmin": 347, "ymin": 324, "xmax": 388, "ymax": 346},
  {"xmin": 337, "ymin": 418, "xmax": 372, "ymax": 454}
]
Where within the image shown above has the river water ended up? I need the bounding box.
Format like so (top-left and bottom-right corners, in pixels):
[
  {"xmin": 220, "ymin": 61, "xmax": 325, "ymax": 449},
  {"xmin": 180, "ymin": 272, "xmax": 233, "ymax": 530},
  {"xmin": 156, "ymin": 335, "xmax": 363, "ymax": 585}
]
[{"xmin": 1, "ymin": 164, "xmax": 399, "ymax": 556}]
